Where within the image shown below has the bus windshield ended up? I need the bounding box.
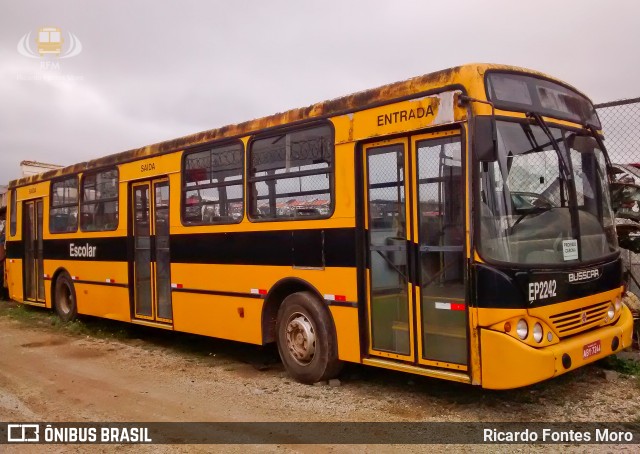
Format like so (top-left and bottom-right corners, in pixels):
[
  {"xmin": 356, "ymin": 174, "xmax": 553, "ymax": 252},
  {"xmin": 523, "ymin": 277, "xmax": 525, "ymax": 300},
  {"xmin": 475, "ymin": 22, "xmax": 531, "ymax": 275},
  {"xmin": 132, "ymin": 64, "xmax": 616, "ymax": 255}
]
[{"xmin": 478, "ymin": 120, "xmax": 618, "ymax": 265}]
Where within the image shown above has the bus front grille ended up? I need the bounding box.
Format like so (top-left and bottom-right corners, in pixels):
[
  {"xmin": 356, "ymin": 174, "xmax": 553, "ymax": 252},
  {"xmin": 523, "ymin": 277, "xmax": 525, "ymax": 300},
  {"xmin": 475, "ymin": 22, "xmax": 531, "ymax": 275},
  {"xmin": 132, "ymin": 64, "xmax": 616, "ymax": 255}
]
[{"xmin": 548, "ymin": 301, "xmax": 610, "ymax": 337}]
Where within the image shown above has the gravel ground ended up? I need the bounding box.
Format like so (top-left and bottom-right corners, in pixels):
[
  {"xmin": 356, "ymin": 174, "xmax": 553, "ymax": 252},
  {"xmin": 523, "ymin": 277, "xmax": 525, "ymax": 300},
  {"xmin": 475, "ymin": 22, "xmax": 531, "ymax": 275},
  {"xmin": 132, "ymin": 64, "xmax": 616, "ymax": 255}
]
[{"xmin": 0, "ymin": 300, "xmax": 638, "ymax": 453}]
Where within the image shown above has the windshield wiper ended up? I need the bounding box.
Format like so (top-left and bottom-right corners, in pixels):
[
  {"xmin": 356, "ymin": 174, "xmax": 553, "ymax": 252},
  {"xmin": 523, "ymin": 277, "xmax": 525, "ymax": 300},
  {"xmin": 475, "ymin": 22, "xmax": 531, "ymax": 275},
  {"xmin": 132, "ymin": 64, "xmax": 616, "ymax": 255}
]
[
  {"xmin": 527, "ymin": 112, "xmax": 572, "ymax": 181},
  {"xmin": 521, "ymin": 123, "xmax": 542, "ymax": 154},
  {"xmin": 527, "ymin": 112, "xmax": 582, "ymax": 260},
  {"xmin": 511, "ymin": 205, "xmax": 554, "ymax": 232}
]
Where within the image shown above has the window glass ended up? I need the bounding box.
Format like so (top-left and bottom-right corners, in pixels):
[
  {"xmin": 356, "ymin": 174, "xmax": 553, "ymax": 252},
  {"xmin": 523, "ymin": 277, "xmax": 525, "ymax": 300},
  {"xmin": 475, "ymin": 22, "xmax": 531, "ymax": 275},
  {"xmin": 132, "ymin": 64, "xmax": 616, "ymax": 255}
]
[
  {"xmin": 490, "ymin": 74, "xmax": 532, "ymax": 105},
  {"xmin": 50, "ymin": 176, "xmax": 79, "ymax": 233},
  {"xmin": 248, "ymin": 125, "xmax": 333, "ymax": 220},
  {"xmin": 9, "ymin": 189, "xmax": 17, "ymax": 237},
  {"xmin": 478, "ymin": 121, "xmax": 616, "ymax": 264},
  {"xmin": 486, "ymin": 72, "xmax": 600, "ymax": 128},
  {"xmin": 81, "ymin": 169, "xmax": 119, "ymax": 231},
  {"xmin": 183, "ymin": 142, "xmax": 244, "ymax": 224}
]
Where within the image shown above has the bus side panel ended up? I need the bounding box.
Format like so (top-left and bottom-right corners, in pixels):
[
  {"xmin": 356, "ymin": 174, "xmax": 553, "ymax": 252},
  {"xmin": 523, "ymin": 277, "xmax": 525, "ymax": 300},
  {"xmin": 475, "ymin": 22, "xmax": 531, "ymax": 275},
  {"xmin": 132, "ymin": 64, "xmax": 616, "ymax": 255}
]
[
  {"xmin": 328, "ymin": 306, "xmax": 361, "ymax": 363},
  {"xmin": 5, "ymin": 258, "xmax": 24, "ymax": 302},
  {"xmin": 44, "ymin": 280, "xmax": 52, "ymax": 308},
  {"xmin": 74, "ymin": 283, "xmax": 130, "ymax": 322},
  {"xmin": 172, "ymin": 294, "xmax": 264, "ymax": 344},
  {"xmin": 171, "ymin": 264, "xmax": 358, "ymax": 305},
  {"xmin": 46, "ymin": 260, "xmax": 130, "ymax": 322},
  {"xmin": 170, "ymin": 263, "xmax": 359, "ymax": 351}
]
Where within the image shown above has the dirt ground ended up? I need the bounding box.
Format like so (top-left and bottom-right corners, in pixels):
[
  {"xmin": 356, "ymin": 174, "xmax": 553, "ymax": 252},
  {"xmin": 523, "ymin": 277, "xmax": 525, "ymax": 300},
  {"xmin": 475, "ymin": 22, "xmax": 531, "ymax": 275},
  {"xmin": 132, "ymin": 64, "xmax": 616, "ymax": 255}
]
[{"xmin": 0, "ymin": 300, "xmax": 638, "ymax": 453}]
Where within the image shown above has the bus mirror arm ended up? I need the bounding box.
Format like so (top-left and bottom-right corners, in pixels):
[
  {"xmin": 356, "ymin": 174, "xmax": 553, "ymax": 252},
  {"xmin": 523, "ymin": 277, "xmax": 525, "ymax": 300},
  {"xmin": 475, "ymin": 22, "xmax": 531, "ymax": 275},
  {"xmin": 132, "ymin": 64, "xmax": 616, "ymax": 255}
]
[{"xmin": 458, "ymin": 95, "xmax": 498, "ymax": 163}]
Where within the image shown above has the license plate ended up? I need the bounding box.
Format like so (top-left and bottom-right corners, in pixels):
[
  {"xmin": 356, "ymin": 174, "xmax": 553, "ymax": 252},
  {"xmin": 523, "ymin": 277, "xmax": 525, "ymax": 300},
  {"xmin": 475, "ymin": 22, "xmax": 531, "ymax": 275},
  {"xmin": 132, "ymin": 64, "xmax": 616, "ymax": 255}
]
[{"xmin": 583, "ymin": 340, "xmax": 601, "ymax": 359}]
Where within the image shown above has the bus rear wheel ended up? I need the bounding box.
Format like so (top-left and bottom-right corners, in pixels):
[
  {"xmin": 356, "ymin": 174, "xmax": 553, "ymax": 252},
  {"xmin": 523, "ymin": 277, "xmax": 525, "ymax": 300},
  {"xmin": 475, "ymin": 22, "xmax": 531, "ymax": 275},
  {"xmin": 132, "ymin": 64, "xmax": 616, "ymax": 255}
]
[
  {"xmin": 276, "ymin": 291, "xmax": 342, "ymax": 384},
  {"xmin": 54, "ymin": 273, "xmax": 78, "ymax": 322}
]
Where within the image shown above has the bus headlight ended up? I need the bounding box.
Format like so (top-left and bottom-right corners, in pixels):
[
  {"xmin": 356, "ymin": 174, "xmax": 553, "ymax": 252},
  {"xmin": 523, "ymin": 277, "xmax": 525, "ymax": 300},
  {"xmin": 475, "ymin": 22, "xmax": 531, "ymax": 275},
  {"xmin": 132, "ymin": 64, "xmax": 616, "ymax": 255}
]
[
  {"xmin": 533, "ymin": 323, "xmax": 543, "ymax": 343},
  {"xmin": 607, "ymin": 304, "xmax": 615, "ymax": 320},
  {"xmin": 516, "ymin": 319, "xmax": 528, "ymax": 339}
]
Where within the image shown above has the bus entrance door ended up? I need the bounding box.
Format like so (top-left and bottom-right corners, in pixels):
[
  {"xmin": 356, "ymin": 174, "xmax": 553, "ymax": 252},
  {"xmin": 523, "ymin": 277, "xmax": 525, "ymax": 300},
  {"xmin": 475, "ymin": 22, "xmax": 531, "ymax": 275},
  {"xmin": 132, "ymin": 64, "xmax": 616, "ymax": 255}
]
[
  {"xmin": 363, "ymin": 131, "xmax": 468, "ymax": 371},
  {"xmin": 131, "ymin": 179, "xmax": 173, "ymax": 325},
  {"xmin": 23, "ymin": 198, "xmax": 45, "ymax": 304}
]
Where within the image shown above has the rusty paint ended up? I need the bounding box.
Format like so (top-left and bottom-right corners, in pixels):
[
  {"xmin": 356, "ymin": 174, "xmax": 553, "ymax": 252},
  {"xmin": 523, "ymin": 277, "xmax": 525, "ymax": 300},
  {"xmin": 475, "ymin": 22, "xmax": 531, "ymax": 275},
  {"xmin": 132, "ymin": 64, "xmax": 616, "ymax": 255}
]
[{"xmin": 8, "ymin": 63, "xmax": 585, "ymax": 189}]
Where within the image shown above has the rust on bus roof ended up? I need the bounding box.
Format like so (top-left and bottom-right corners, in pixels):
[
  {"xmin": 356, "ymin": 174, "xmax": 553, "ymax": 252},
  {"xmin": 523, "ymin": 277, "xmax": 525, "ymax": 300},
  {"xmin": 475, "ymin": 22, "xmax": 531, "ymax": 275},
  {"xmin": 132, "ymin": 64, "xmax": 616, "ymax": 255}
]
[{"xmin": 8, "ymin": 63, "xmax": 572, "ymax": 189}]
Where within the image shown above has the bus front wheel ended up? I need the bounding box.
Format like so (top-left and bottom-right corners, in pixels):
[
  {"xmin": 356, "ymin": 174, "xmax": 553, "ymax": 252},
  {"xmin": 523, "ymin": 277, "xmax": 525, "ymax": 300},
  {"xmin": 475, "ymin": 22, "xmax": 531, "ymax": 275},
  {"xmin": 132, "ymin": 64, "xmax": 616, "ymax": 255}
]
[
  {"xmin": 276, "ymin": 291, "xmax": 342, "ymax": 384},
  {"xmin": 54, "ymin": 273, "xmax": 78, "ymax": 322}
]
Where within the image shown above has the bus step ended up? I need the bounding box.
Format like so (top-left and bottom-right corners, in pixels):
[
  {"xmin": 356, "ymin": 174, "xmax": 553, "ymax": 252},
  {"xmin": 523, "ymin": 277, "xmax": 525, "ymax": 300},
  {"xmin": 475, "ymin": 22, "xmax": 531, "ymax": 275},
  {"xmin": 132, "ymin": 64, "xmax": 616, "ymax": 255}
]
[{"xmin": 362, "ymin": 357, "xmax": 471, "ymax": 384}]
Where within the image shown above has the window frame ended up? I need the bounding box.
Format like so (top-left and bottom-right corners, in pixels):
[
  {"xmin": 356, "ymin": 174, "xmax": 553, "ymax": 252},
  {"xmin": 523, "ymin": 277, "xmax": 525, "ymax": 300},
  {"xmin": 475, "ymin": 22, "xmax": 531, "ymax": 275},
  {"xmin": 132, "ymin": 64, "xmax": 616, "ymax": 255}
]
[
  {"xmin": 80, "ymin": 167, "xmax": 120, "ymax": 232},
  {"xmin": 247, "ymin": 122, "xmax": 335, "ymax": 222},
  {"xmin": 49, "ymin": 175, "xmax": 79, "ymax": 234},
  {"xmin": 180, "ymin": 140, "xmax": 245, "ymax": 226}
]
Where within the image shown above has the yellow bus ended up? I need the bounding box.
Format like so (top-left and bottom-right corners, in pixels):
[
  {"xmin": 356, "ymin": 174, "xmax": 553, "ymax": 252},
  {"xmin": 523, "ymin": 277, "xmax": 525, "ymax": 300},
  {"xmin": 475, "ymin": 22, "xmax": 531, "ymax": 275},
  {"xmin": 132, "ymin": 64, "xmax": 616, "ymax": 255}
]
[{"xmin": 3, "ymin": 64, "xmax": 634, "ymax": 389}]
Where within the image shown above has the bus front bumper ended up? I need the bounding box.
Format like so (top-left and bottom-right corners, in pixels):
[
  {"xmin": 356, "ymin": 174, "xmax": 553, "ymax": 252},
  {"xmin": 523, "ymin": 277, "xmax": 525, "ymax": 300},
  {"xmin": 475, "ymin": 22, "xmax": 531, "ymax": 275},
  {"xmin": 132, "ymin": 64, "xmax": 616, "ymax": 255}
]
[{"xmin": 480, "ymin": 305, "xmax": 634, "ymax": 390}]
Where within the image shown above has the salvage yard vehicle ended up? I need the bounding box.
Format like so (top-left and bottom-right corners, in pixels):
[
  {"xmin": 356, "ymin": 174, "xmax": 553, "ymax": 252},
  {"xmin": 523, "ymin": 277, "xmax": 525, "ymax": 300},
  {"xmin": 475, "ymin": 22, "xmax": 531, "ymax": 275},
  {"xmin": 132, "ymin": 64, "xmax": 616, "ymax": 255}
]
[{"xmin": 2, "ymin": 63, "xmax": 633, "ymax": 389}]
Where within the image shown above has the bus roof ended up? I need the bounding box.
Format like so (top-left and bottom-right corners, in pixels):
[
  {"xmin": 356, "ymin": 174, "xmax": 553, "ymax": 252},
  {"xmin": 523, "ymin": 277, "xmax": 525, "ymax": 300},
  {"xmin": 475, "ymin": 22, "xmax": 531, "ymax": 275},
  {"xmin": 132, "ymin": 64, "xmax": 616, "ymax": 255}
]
[{"xmin": 8, "ymin": 63, "xmax": 582, "ymax": 189}]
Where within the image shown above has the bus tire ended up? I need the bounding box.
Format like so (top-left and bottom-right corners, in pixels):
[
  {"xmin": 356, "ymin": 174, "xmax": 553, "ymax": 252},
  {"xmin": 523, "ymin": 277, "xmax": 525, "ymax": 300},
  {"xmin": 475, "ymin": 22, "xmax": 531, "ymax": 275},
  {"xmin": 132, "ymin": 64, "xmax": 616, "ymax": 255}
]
[
  {"xmin": 54, "ymin": 273, "xmax": 78, "ymax": 322},
  {"xmin": 276, "ymin": 291, "xmax": 343, "ymax": 384}
]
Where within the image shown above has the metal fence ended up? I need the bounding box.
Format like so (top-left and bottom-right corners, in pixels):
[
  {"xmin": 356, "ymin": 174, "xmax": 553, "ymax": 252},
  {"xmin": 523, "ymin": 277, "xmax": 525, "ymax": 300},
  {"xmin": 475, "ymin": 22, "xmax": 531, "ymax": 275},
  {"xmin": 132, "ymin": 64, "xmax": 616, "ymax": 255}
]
[
  {"xmin": 596, "ymin": 97, "xmax": 640, "ymax": 293},
  {"xmin": 596, "ymin": 97, "xmax": 640, "ymax": 164}
]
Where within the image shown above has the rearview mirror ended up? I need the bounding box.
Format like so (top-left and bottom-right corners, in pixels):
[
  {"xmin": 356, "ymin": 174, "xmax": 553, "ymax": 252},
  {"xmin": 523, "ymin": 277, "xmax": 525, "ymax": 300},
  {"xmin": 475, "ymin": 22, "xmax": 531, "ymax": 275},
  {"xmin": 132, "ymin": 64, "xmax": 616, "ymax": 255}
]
[{"xmin": 474, "ymin": 116, "xmax": 498, "ymax": 162}]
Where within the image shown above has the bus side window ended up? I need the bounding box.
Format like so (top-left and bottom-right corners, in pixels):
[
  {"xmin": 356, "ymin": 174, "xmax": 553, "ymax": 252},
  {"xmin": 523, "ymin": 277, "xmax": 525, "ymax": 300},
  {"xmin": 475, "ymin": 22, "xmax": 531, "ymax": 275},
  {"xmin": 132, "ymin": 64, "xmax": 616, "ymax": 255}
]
[
  {"xmin": 182, "ymin": 142, "xmax": 244, "ymax": 225},
  {"xmin": 50, "ymin": 176, "xmax": 79, "ymax": 234},
  {"xmin": 80, "ymin": 169, "xmax": 119, "ymax": 232},
  {"xmin": 248, "ymin": 124, "xmax": 334, "ymax": 221},
  {"xmin": 9, "ymin": 189, "xmax": 17, "ymax": 237}
]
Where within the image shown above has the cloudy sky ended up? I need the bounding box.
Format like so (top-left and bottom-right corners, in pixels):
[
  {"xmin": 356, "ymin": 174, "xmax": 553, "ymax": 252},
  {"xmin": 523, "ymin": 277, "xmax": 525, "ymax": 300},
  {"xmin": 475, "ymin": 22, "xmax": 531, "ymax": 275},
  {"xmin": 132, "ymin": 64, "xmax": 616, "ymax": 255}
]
[{"xmin": 1, "ymin": 0, "xmax": 639, "ymax": 183}]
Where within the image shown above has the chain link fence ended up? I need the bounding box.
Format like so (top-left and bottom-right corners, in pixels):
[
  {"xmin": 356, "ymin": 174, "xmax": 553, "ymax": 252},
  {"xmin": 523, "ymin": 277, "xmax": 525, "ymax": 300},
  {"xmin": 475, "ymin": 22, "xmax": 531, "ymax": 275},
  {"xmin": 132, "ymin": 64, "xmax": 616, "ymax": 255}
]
[
  {"xmin": 596, "ymin": 97, "xmax": 640, "ymax": 295},
  {"xmin": 596, "ymin": 97, "xmax": 640, "ymax": 164}
]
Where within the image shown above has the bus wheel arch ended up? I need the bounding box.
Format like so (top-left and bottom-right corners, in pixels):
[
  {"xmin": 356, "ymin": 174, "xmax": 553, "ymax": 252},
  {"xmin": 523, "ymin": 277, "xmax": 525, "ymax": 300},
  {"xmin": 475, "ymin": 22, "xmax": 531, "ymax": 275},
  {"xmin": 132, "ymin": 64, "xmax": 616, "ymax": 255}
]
[
  {"xmin": 261, "ymin": 277, "xmax": 327, "ymax": 344},
  {"xmin": 50, "ymin": 267, "xmax": 67, "ymax": 305},
  {"xmin": 51, "ymin": 268, "xmax": 78, "ymax": 322}
]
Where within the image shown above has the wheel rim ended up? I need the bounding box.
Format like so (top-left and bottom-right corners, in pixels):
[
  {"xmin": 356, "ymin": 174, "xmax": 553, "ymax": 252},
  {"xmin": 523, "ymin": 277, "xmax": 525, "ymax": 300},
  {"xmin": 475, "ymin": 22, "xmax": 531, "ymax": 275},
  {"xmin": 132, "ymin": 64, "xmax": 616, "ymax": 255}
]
[
  {"xmin": 58, "ymin": 283, "xmax": 72, "ymax": 314},
  {"xmin": 285, "ymin": 312, "xmax": 316, "ymax": 366}
]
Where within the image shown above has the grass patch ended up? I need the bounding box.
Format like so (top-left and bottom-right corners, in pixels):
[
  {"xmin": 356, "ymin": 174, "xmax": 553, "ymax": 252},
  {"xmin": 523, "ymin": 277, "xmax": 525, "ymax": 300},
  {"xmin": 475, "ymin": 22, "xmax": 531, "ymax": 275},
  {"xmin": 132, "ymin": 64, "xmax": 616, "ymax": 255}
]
[
  {"xmin": 600, "ymin": 355, "xmax": 640, "ymax": 376},
  {"xmin": 0, "ymin": 299, "xmax": 276, "ymax": 367},
  {"xmin": 0, "ymin": 300, "xmax": 133, "ymax": 341},
  {"xmin": 0, "ymin": 301, "xmax": 51, "ymax": 322}
]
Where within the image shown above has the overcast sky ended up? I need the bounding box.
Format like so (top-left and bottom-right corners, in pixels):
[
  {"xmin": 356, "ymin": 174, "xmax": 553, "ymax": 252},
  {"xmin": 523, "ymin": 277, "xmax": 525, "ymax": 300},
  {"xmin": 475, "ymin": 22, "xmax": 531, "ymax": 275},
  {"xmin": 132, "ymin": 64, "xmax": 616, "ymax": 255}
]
[{"xmin": 1, "ymin": 0, "xmax": 639, "ymax": 183}]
